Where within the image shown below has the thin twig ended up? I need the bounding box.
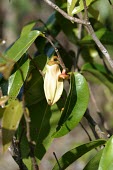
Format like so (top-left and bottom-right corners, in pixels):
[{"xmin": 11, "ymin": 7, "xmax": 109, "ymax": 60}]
[
  {"xmin": 23, "ymin": 97, "xmax": 39, "ymax": 170},
  {"xmin": 43, "ymin": 0, "xmax": 113, "ymax": 70},
  {"xmin": 108, "ymin": 0, "xmax": 113, "ymax": 6},
  {"xmin": 84, "ymin": 109, "xmax": 108, "ymax": 139},
  {"xmin": 89, "ymin": 85, "xmax": 111, "ymax": 136},
  {"xmin": 53, "ymin": 152, "xmax": 62, "ymax": 170},
  {"xmin": 82, "ymin": 0, "xmax": 113, "ymax": 69},
  {"xmin": 20, "ymin": 69, "xmax": 39, "ymax": 170},
  {"xmin": 45, "ymin": 34, "xmax": 67, "ymax": 70},
  {"xmin": 75, "ymin": 13, "xmax": 83, "ymax": 70},
  {"xmin": 82, "ymin": 0, "xmax": 88, "ymax": 21},
  {"xmin": 80, "ymin": 122, "xmax": 92, "ymax": 141},
  {"xmin": 43, "ymin": 0, "xmax": 88, "ymax": 25},
  {"xmin": 86, "ymin": 24, "xmax": 113, "ymax": 69}
]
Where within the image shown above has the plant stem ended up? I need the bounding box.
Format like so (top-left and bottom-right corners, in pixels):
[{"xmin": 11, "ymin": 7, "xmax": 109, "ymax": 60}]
[
  {"xmin": 43, "ymin": 0, "xmax": 113, "ymax": 70},
  {"xmin": 45, "ymin": 34, "xmax": 66, "ymax": 70},
  {"xmin": 43, "ymin": 0, "xmax": 88, "ymax": 25},
  {"xmin": 23, "ymin": 99, "xmax": 39, "ymax": 170}
]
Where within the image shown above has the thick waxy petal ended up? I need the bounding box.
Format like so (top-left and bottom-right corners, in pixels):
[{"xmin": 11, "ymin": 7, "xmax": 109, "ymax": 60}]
[{"xmin": 44, "ymin": 64, "xmax": 63, "ymax": 105}]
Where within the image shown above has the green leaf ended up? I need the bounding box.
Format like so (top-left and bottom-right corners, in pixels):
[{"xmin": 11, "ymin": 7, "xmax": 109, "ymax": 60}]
[
  {"xmin": 27, "ymin": 99, "xmax": 62, "ymax": 161},
  {"xmin": 25, "ymin": 55, "xmax": 47, "ymax": 106},
  {"xmin": 72, "ymin": 0, "xmax": 95, "ymax": 15},
  {"xmin": 82, "ymin": 63, "xmax": 113, "ymax": 93},
  {"xmin": 2, "ymin": 100, "xmax": 23, "ymax": 152},
  {"xmin": 0, "ymin": 108, "xmax": 5, "ymax": 119},
  {"xmin": 67, "ymin": 0, "xmax": 77, "ymax": 16},
  {"xmin": 8, "ymin": 58, "xmax": 30, "ymax": 102},
  {"xmin": 21, "ymin": 21, "xmax": 36, "ymax": 36},
  {"xmin": 83, "ymin": 149, "xmax": 103, "ymax": 170},
  {"xmin": 79, "ymin": 29, "xmax": 113, "ymax": 45},
  {"xmin": 98, "ymin": 136, "xmax": 113, "ymax": 170},
  {"xmin": 54, "ymin": 72, "xmax": 89, "ymax": 138},
  {"xmin": 23, "ymin": 157, "xmax": 32, "ymax": 170},
  {"xmin": 5, "ymin": 30, "xmax": 43, "ymax": 62},
  {"xmin": 43, "ymin": 12, "xmax": 60, "ymax": 36},
  {"xmin": 53, "ymin": 139, "xmax": 106, "ymax": 170},
  {"xmin": 56, "ymin": 13, "xmax": 77, "ymax": 44}
]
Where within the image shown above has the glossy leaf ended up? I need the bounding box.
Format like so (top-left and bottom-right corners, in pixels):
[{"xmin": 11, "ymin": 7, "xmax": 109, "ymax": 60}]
[
  {"xmin": 8, "ymin": 58, "xmax": 30, "ymax": 102},
  {"xmin": 54, "ymin": 72, "xmax": 89, "ymax": 138},
  {"xmin": 5, "ymin": 30, "xmax": 43, "ymax": 62},
  {"xmin": 72, "ymin": 0, "xmax": 95, "ymax": 15},
  {"xmin": 67, "ymin": 0, "xmax": 77, "ymax": 16},
  {"xmin": 83, "ymin": 149, "xmax": 103, "ymax": 170},
  {"xmin": 82, "ymin": 63, "xmax": 113, "ymax": 93},
  {"xmin": 98, "ymin": 136, "xmax": 113, "ymax": 170},
  {"xmin": 2, "ymin": 100, "xmax": 23, "ymax": 152},
  {"xmin": 53, "ymin": 139, "xmax": 106, "ymax": 170}
]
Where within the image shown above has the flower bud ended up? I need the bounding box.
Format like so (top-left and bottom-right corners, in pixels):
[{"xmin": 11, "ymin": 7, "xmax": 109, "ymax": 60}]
[{"xmin": 44, "ymin": 62, "xmax": 63, "ymax": 105}]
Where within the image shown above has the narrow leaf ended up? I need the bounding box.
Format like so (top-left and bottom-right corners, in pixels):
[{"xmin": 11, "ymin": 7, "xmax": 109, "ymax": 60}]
[
  {"xmin": 53, "ymin": 140, "xmax": 106, "ymax": 170},
  {"xmin": 5, "ymin": 30, "xmax": 43, "ymax": 62},
  {"xmin": 21, "ymin": 21, "xmax": 36, "ymax": 36},
  {"xmin": 67, "ymin": 0, "xmax": 77, "ymax": 16},
  {"xmin": 2, "ymin": 100, "xmax": 23, "ymax": 152},
  {"xmin": 83, "ymin": 149, "xmax": 103, "ymax": 170},
  {"xmin": 54, "ymin": 72, "xmax": 89, "ymax": 137},
  {"xmin": 72, "ymin": 0, "xmax": 95, "ymax": 15},
  {"xmin": 98, "ymin": 136, "xmax": 113, "ymax": 170},
  {"xmin": 8, "ymin": 59, "xmax": 30, "ymax": 102}
]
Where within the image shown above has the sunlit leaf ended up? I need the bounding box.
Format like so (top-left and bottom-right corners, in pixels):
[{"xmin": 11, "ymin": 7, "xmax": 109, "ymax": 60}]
[
  {"xmin": 98, "ymin": 136, "xmax": 113, "ymax": 170},
  {"xmin": 2, "ymin": 100, "xmax": 23, "ymax": 152},
  {"xmin": 67, "ymin": 0, "xmax": 77, "ymax": 16},
  {"xmin": 5, "ymin": 30, "xmax": 43, "ymax": 62},
  {"xmin": 83, "ymin": 149, "xmax": 103, "ymax": 170},
  {"xmin": 72, "ymin": 0, "xmax": 95, "ymax": 15},
  {"xmin": 21, "ymin": 21, "xmax": 37, "ymax": 36},
  {"xmin": 53, "ymin": 139, "xmax": 106, "ymax": 170},
  {"xmin": 23, "ymin": 157, "xmax": 32, "ymax": 170},
  {"xmin": 54, "ymin": 72, "xmax": 89, "ymax": 137}
]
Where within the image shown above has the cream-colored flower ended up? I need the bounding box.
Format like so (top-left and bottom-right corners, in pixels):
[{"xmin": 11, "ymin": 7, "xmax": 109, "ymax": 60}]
[{"xmin": 44, "ymin": 62, "xmax": 63, "ymax": 105}]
